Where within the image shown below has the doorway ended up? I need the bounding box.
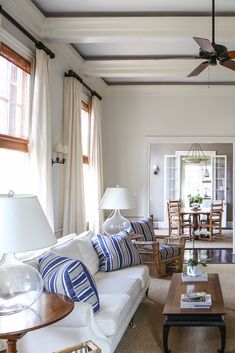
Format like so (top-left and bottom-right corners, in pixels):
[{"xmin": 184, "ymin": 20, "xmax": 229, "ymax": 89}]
[
  {"xmin": 181, "ymin": 161, "xmax": 212, "ymax": 208},
  {"xmin": 145, "ymin": 137, "xmax": 234, "ymax": 253}
]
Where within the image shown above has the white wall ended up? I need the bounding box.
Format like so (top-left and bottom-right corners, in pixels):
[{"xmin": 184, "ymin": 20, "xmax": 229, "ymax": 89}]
[{"xmin": 102, "ymin": 87, "xmax": 235, "ymax": 220}]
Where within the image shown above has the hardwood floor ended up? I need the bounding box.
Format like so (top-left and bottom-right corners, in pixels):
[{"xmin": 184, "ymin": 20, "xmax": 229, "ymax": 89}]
[{"xmin": 184, "ymin": 249, "xmax": 235, "ymax": 264}]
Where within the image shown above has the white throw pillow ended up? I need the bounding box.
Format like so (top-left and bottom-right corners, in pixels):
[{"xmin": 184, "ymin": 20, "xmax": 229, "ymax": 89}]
[{"xmin": 76, "ymin": 231, "xmax": 99, "ymax": 276}]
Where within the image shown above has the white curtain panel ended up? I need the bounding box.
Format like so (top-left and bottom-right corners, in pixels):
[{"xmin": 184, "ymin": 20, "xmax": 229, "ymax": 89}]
[
  {"xmin": 30, "ymin": 49, "xmax": 54, "ymax": 229},
  {"xmin": 88, "ymin": 95, "xmax": 104, "ymax": 233},
  {"xmin": 63, "ymin": 77, "xmax": 85, "ymax": 235}
]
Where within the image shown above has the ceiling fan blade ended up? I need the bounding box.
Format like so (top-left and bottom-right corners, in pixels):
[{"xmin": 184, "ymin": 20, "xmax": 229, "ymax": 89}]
[
  {"xmin": 226, "ymin": 51, "xmax": 235, "ymax": 59},
  {"xmin": 193, "ymin": 37, "xmax": 216, "ymax": 54},
  {"xmin": 187, "ymin": 61, "xmax": 209, "ymax": 77},
  {"xmin": 220, "ymin": 59, "xmax": 235, "ymax": 71}
]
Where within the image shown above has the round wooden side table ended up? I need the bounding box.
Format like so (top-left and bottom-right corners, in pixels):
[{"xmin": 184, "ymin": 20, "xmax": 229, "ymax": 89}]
[{"xmin": 0, "ymin": 292, "xmax": 74, "ymax": 353}]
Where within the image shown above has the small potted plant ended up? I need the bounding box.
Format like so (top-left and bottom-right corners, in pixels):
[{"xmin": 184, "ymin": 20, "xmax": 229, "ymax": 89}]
[
  {"xmin": 187, "ymin": 258, "xmax": 207, "ymax": 277},
  {"xmin": 188, "ymin": 194, "xmax": 203, "ymax": 208}
]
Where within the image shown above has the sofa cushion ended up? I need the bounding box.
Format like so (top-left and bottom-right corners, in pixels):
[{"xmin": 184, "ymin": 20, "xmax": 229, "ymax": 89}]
[
  {"xmin": 92, "ymin": 231, "xmax": 140, "ymax": 272},
  {"xmin": 94, "ymin": 264, "xmax": 149, "ymax": 290},
  {"xmin": 94, "ymin": 274, "xmax": 142, "ymax": 299},
  {"xmin": 95, "ymin": 294, "xmax": 132, "ymax": 336},
  {"xmin": 39, "ymin": 252, "xmax": 100, "ymax": 314},
  {"xmin": 130, "ymin": 218, "xmax": 155, "ymax": 241},
  {"xmin": 76, "ymin": 231, "xmax": 99, "ymax": 276}
]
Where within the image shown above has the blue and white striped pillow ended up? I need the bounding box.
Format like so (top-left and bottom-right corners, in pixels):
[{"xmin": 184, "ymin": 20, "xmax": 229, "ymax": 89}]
[
  {"xmin": 130, "ymin": 218, "xmax": 155, "ymax": 241},
  {"xmin": 91, "ymin": 231, "xmax": 141, "ymax": 272},
  {"xmin": 38, "ymin": 252, "xmax": 100, "ymax": 314}
]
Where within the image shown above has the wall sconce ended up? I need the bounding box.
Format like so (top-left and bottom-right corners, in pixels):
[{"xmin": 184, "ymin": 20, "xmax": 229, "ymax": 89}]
[
  {"xmin": 51, "ymin": 143, "xmax": 68, "ymax": 165},
  {"xmin": 153, "ymin": 165, "xmax": 160, "ymax": 175}
]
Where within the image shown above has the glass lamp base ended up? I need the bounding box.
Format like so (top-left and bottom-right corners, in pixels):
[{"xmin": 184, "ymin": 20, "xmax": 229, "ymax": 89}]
[
  {"xmin": 103, "ymin": 209, "xmax": 132, "ymax": 235},
  {"xmin": 0, "ymin": 253, "xmax": 43, "ymax": 315}
]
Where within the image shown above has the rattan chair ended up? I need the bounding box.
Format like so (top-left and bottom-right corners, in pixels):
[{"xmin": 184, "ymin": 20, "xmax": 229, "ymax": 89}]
[{"xmin": 133, "ymin": 236, "xmax": 186, "ymax": 277}]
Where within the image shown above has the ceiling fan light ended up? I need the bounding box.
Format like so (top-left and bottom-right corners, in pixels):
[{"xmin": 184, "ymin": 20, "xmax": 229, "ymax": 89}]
[{"xmin": 210, "ymin": 56, "xmax": 217, "ymax": 66}]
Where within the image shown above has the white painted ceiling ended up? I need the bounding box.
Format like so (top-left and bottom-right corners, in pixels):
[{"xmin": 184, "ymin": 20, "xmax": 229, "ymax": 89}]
[{"xmin": 31, "ymin": 0, "xmax": 235, "ymax": 85}]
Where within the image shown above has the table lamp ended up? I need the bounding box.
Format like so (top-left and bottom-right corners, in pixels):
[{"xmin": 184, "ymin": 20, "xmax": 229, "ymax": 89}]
[
  {"xmin": 0, "ymin": 193, "xmax": 56, "ymax": 315},
  {"xmin": 99, "ymin": 186, "xmax": 135, "ymax": 235}
]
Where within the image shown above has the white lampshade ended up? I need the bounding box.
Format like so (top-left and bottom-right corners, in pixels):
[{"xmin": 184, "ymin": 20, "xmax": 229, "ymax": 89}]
[
  {"xmin": 0, "ymin": 194, "xmax": 56, "ymax": 315},
  {"xmin": 54, "ymin": 143, "xmax": 63, "ymax": 153},
  {"xmin": 99, "ymin": 187, "xmax": 135, "ymax": 235},
  {"xmin": 62, "ymin": 144, "xmax": 68, "ymax": 154},
  {"xmin": 99, "ymin": 186, "xmax": 135, "ymax": 210},
  {"xmin": 0, "ymin": 194, "xmax": 56, "ymax": 253}
]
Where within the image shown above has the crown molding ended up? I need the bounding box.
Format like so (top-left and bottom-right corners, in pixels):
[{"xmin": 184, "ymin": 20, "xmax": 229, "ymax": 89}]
[
  {"xmin": 0, "ymin": 26, "xmax": 34, "ymax": 61},
  {"xmin": 103, "ymin": 85, "xmax": 235, "ymax": 97},
  {"xmin": 50, "ymin": 42, "xmax": 106, "ymax": 94},
  {"xmin": 50, "ymin": 42, "xmax": 84, "ymax": 71},
  {"xmin": 0, "ymin": 0, "xmax": 44, "ymax": 39}
]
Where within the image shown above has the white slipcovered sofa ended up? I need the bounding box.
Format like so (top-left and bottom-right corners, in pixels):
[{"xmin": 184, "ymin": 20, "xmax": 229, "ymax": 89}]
[{"xmin": 17, "ymin": 231, "xmax": 150, "ymax": 353}]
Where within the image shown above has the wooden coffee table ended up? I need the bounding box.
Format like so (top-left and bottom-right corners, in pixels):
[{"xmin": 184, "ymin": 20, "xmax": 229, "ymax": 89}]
[{"xmin": 163, "ymin": 273, "xmax": 226, "ymax": 353}]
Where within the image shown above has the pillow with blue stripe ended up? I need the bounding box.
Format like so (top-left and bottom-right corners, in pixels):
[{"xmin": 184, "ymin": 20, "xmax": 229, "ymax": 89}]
[
  {"xmin": 130, "ymin": 218, "xmax": 155, "ymax": 241},
  {"xmin": 38, "ymin": 252, "xmax": 100, "ymax": 314},
  {"xmin": 91, "ymin": 231, "xmax": 141, "ymax": 272}
]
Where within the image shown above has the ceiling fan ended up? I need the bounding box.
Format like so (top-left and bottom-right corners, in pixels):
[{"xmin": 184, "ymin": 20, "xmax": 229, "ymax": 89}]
[{"xmin": 187, "ymin": 0, "xmax": 235, "ymax": 77}]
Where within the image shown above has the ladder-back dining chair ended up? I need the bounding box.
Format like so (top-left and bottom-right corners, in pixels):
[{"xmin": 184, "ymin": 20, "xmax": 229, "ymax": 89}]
[
  {"xmin": 167, "ymin": 200, "xmax": 192, "ymax": 240},
  {"xmin": 198, "ymin": 201, "xmax": 223, "ymax": 241}
]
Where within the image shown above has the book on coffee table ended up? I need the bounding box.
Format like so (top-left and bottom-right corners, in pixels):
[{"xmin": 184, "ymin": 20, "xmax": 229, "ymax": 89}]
[
  {"xmin": 181, "ymin": 272, "xmax": 208, "ymax": 282},
  {"xmin": 180, "ymin": 292, "xmax": 212, "ymax": 309}
]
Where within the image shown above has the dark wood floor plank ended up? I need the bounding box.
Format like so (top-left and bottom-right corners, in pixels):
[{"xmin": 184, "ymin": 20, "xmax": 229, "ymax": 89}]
[{"xmin": 184, "ymin": 249, "xmax": 235, "ymax": 264}]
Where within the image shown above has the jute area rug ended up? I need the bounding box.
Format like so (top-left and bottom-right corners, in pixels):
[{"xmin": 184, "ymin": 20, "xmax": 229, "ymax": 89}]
[{"xmin": 115, "ymin": 264, "xmax": 235, "ymax": 353}]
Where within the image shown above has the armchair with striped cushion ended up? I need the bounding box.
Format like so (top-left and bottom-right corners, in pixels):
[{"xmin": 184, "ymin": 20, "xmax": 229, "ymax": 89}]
[{"xmin": 130, "ymin": 217, "xmax": 186, "ymax": 277}]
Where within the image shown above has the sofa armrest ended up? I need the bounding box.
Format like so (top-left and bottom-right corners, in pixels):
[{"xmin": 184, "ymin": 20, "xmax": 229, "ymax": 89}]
[
  {"xmin": 51, "ymin": 301, "xmax": 107, "ymax": 340},
  {"xmin": 51, "ymin": 301, "xmax": 93, "ymax": 328}
]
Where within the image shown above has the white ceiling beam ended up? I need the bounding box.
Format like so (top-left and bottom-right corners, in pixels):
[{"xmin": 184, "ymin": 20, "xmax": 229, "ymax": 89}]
[
  {"xmin": 40, "ymin": 17, "xmax": 235, "ymax": 43},
  {"xmin": 80, "ymin": 59, "xmax": 202, "ymax": 77},
  {"xmin": 80, "ymin": 59, "xmax": 235, "ymax": 80}
]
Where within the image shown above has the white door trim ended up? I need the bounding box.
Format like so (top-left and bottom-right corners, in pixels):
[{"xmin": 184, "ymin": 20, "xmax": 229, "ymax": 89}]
[{"xmin": 144, "ymin": 136, "xmax": 235, "ymax": 254}]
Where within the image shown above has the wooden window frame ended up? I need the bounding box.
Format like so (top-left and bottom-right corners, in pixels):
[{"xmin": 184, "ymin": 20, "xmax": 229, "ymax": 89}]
[
  {"xmin": 0, "ymin": 134, "xmax": 29, "ymax": 152},
  {"xmin": 0, "ymin": 43, "xmax": 31, "ymax": 152},
  {"xmin": 82, "ymin": 101, "xmax": 90, "ymax": 164}
]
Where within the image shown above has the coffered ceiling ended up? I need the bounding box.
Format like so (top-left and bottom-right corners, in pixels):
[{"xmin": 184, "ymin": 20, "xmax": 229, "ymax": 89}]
[{"xmin": 29, "ymin": 0, "xmax": 235, "ymax": 85}]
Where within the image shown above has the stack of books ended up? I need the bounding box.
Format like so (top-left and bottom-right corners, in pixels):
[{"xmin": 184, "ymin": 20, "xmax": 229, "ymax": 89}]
[
  {"xmin": 181, "ymin": 272, "xmax": 208, "ymax": 282},
  {"xmin": 180, "ymin": 292, "xmax": 212, "ymax": 309}
]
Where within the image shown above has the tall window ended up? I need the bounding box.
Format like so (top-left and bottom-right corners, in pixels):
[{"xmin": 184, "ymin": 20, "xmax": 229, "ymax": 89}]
[
  {"xmin": 81, "ymin": 101, "xmax": 90, "ymax": 221},
  {"xmin": 0, "ymin": 43, "xmax": 31, "ymax": 193}
]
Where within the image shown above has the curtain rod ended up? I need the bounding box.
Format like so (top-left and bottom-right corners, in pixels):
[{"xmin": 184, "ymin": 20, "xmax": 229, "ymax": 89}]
[
  {"xmin": 0, "ymin": 5, "xmax": 55, "ymax": 59},
  {"xmin": 64, "ymin": 70, "xmax": 102, "ymax": 101}
]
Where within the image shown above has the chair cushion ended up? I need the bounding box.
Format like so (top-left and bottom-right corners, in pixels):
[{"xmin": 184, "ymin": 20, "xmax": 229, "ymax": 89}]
[
  {"xmin": 91, "ymin": 231, "xmax": 141, "ymax": 272},
  {"xmin": 130, "ymin": 218, "xmax": 155, "ymax": 241},
  {"xmin": 39, "ymin": 252, "xmax": 100, "ymax": 314},
  {"xmin": 159, "ymin": 245, "xmax": 180, "ymax": 259}
]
